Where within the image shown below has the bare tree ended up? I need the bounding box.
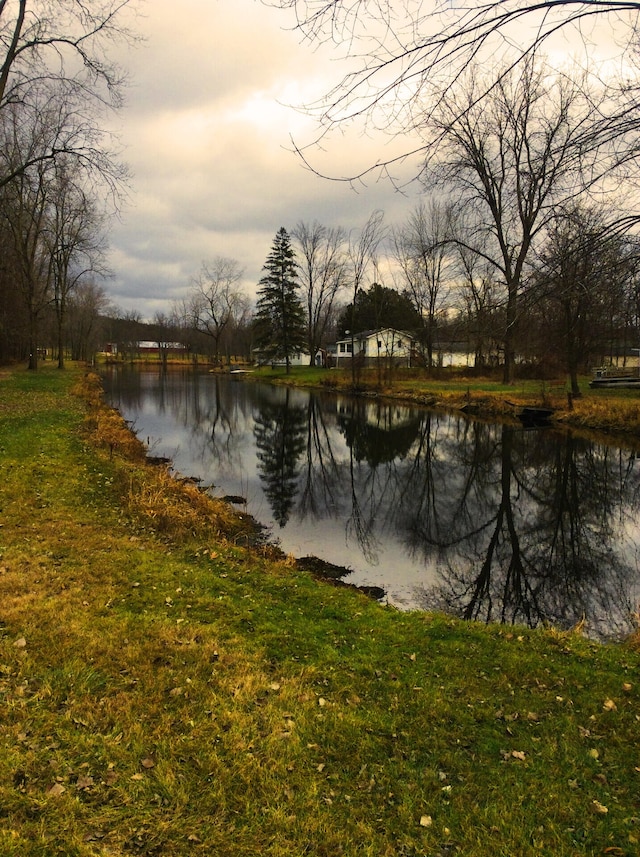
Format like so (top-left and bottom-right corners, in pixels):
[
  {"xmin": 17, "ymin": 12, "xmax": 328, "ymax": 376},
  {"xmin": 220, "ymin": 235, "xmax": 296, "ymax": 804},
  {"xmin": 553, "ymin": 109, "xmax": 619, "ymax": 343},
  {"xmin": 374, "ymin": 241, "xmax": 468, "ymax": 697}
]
[
  {"xmin": 454, "ymin": 237, "xmax": 502, "ymax": 371},
  {"xmin": 530, "ymin": 204, "xmax": 640, "ymax": 394},
  {"xmin": 392, "ymin": 200, "xmax": 454, "ymax": 369},
  {"xmin": 0, "ymin": 153, "xmax": 55, "ymax": 370},
  {"xmin": 110, "ymin": 307, "xmax": 144, "ymax": 361},
  {"xmin": 47, "ymin": 161, "xmax": 109, "ymax": 368},
  {"xmin": 292, "ymin": 220, "xmax": 347, "ymax": 364},
  {"xmin": 423, "ymin": 58, "xmax": 620, "ymax": 382},
  {"xmin": 0, "ymin": 84, "xmax": 121, "ymax": 368},
  {"xmin": 345, "ymin": 210, "xmax": 386, "ymax": 384},
  {"xmin": 266, "ymin": 1, "xmax": 640, "ymax": 182},
  {"xmin": 189, "ymin": 257, "xmax": 248, "ymax": 364},
  {"xmin": 0, "ymin": 0, "xmax": 135, "ymax": 190},
  {"xmin": 66, "ymin": 280, "xmax": 111, "ymax": 361},
  {"xmin": 0, "ymin": 2, "xmax": 133, "ymax": 366}
]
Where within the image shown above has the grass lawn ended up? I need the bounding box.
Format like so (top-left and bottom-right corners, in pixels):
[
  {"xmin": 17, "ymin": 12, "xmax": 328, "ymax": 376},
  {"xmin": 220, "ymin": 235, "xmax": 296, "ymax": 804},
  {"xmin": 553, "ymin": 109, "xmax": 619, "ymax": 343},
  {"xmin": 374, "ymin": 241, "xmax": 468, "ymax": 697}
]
[
  {"xmin": 0, "ymin": 364, "xmax": 639, "ymax": 856},
  {"xmin": 251, "ymin": 365, "xmax": 640, "ymax": 439}
]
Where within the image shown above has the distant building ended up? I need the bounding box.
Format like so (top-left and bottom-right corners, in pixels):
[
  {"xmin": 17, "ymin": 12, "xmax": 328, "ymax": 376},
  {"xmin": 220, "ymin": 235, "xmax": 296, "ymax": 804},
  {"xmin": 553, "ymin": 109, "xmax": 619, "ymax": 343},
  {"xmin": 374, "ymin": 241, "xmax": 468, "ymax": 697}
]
[
  {"xmin": 102, "ymin": 341, "xmax": 187, "ymax": 356},
  {"xmin": 335, "ymin": 328, "xmax": 415, "ymax": 367},
  {"xmin": 253, "ymin": 348, "xmax": 312, "ymax": 368}
]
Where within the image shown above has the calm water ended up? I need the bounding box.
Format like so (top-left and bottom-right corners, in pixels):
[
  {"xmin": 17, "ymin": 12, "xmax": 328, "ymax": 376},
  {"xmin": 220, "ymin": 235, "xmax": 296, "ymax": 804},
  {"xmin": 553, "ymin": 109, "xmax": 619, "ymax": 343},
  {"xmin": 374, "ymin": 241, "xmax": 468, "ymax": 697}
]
[{"xmin": 101, "ymin": 366, "xmax": 640, "ymax": 638}]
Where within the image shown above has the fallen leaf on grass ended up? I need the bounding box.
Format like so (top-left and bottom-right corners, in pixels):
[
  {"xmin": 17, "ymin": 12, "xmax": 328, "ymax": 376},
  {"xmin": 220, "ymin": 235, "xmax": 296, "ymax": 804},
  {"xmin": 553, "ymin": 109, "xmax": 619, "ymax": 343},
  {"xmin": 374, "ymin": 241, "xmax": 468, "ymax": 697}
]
[
  {"xmin": 511, "ymin": 751, "xmax": 526, "ymax": 761},
  {"xmin": 13, "ymin": 638, "xmax": 26, "ymax": 649},
  {"xmin": 47, "ymin": 783, "xmax": 66, "ymax": 797},
  {"xmin": 140, "ymin": 758, "xmax": 155, "ymax": 769},
  {"xmin": 420, "ymin": 815, "xmax": 433, "ymax": 828},
  {"xmin": 83, "ymin": 831, "xmax": 106, "ymax": 843},
  {"xmin": 591, "ymin": 800, "xmax": 609, "ymax": 814},
  {"xmin": 603, "ymin": 699, "xmax": 618, "ymax": 712},
  {"xmin": 76, "ymin": 775, "xmax": 94, "ymax": 790}
]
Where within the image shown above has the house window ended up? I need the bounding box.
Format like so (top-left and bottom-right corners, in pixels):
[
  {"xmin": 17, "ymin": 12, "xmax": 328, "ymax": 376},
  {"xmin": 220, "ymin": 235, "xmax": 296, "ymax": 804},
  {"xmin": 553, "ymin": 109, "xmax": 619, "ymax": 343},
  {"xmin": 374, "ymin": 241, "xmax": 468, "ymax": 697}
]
[{"xmin": 398, "ymin": 339, "xmax": 403, "ymax": 347}]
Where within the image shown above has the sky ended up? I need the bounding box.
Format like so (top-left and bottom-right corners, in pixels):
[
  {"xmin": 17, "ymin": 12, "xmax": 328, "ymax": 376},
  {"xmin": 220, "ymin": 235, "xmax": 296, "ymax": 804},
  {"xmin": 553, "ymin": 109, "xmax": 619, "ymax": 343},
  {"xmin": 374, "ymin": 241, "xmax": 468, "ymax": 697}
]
[
  {"xmin": 105, "ymin": 1, "xmax": 634, "ymax": 322},
  {"xmin": 106, "ymin": 0, "xmax": 421, "ymax": 320}
]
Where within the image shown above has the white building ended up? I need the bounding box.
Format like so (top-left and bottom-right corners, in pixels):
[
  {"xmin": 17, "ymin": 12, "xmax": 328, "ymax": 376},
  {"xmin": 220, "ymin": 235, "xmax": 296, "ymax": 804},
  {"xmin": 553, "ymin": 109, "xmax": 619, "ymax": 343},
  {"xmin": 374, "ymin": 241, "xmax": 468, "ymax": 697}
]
[{"xmin": 335, "ymin": 328, "xmax": 414, "ymax": 367}]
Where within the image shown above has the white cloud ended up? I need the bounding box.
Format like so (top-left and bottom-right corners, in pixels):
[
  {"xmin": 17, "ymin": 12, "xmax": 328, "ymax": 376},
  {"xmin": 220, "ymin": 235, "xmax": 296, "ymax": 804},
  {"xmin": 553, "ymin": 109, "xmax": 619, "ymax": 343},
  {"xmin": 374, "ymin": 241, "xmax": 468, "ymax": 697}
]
[
  {"xmin": 105, "ymin": 0, "xmax": 423, "ymax": 318},
  {"xmin": 112, "ymin": 0, "xmax": 633, "ymax": 319}
]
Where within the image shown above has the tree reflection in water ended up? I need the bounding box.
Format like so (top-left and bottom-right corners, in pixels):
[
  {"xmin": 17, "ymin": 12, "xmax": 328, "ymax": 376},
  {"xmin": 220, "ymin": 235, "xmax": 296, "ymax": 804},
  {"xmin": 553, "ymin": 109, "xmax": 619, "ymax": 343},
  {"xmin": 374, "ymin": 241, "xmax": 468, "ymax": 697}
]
[
  {"xmin": 100, "ymin": 368, "xmax": 640, "ymax": 637},
  {"xmin": 410, "ymin": 425, "xmax": 639, "ymax": 638},
  {"xmin": 253, "ymin": 387, "xmax": 307, "ymax": 527}
]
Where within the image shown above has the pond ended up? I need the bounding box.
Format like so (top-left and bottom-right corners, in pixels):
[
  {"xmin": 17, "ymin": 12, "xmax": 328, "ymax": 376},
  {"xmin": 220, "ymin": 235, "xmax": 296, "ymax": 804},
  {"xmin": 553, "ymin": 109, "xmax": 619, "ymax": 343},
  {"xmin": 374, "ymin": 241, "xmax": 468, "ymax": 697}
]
[{"xmin": 100, "ymin": 366, "xmax": 640, "ymax": 639}]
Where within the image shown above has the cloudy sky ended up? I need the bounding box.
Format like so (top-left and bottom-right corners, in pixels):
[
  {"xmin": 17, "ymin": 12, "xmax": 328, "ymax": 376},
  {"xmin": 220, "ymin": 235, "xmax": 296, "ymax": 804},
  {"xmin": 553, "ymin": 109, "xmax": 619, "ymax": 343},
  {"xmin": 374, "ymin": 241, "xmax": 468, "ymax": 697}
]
[{"xmin": 106, "ymin": 0, "xmax": 422, "ymax": 320}]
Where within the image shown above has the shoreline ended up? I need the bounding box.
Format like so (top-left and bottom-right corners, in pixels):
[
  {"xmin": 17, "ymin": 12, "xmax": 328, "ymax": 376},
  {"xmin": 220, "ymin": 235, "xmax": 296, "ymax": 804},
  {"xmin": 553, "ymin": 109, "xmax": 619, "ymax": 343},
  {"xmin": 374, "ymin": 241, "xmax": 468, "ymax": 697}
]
[
  {"xmin": 113, "ymin": 359, "xmax": 640, "ymax": 446},
  {"xmin": 1, "ymin": 362, "xmax": 639, "ymax": 855}
]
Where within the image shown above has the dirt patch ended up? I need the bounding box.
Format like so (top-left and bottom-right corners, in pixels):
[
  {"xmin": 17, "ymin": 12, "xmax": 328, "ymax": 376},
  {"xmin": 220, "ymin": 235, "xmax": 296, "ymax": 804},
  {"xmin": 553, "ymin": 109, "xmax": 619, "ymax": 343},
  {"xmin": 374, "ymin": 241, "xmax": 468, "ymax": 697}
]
[{"xmin": 295, "ymin": 555, "xmax": 385, "ymax": 601}]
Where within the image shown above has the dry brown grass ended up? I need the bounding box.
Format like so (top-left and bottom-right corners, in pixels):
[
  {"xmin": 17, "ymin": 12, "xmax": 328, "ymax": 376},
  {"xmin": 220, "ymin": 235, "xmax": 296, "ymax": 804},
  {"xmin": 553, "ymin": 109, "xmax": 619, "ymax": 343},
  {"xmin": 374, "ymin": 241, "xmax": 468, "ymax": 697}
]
[
  {"xmin": 125, "ymin": 465, "xmax": 253, "ymax": 542},
  {"xmin": 73, "ymin": 370, "xmax": 255, "ymax": 545},
  {"xmin": 556, "ymin": 396, "xmax": 640, "ymax": 435},
  {"xmin": 1, "ymin": 364, "xmax": 640, "ymax": 857}
]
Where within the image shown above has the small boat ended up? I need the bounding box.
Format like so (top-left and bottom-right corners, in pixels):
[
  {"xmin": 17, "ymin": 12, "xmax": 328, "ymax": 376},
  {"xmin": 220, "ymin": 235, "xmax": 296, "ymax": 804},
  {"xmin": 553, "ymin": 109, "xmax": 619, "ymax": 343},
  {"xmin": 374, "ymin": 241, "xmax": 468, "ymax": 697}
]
[
  {"xmin": 517, "ymin": 406, "xmax": 554, "ymax": 427},
  {"xmin": 589, "ymin": 375, "xmax": 640, "ymax": 388}
]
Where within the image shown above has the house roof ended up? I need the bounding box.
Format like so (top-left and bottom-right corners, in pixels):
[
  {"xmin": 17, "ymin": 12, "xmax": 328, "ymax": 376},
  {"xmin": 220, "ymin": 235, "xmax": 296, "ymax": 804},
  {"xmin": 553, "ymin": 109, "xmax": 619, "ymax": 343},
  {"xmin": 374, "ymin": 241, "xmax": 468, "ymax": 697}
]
[{"xmin": 335, "ymin": 327, "xmax": 415, "ymax": 344}]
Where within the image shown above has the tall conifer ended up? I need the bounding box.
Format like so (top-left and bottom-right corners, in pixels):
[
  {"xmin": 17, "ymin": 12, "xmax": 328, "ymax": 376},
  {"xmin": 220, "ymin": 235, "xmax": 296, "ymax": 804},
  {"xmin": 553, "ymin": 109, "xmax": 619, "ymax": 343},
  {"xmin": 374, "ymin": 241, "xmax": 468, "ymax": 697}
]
[{"xmin": 254, "ymin": 227, "xmax": 307, "ymax": 373}]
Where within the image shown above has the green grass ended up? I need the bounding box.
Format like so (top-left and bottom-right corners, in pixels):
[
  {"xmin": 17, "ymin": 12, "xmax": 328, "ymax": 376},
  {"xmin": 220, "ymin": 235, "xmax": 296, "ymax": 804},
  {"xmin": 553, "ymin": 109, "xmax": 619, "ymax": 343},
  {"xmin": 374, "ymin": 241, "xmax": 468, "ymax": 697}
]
[
  {"xmin": 0, "ymin": 364, "xmax": 639, "ymax": 856},
  {"xmin": 252, "ymin": 365, "xmax": 640, "ymax": 437}
]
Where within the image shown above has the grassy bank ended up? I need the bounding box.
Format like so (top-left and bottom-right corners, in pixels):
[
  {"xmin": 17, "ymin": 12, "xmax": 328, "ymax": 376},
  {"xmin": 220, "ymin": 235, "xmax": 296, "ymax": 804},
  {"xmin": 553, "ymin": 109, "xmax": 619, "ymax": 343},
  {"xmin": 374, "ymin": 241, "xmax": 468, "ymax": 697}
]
[
  {"xmin": 250, "ymin": 366, "xmax": 640, "ymax": 441},
  {"xmin": 0, "ymin": 364, "xmax": 639, "ymax": 856}
]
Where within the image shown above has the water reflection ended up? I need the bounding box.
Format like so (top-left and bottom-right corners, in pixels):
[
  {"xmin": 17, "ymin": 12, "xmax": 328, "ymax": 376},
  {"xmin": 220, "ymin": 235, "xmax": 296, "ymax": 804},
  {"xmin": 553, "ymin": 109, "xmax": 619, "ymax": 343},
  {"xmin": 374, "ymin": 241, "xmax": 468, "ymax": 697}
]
[
  {"xmin": 254, "ymin": 387, "xmax": 307, "ymax": 527},
  {"xmin": 413, "ymin": 426, "xmax": 637, "ymax": 638},
  {"xmin": 101, "ymin": 367, "xmax": 640, "ymax": 638}
]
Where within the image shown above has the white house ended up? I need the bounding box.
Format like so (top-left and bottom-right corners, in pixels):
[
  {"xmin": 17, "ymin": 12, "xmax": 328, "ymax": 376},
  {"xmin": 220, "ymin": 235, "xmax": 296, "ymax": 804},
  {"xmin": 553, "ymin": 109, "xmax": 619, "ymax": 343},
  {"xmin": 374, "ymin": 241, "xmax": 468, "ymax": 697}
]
[
  {"xmin": 253, "ymin": 347, "xmax": 312, "ymax": 367},
  {"xmin": 335, "ymin": 328, "xmax": 415, "ymax": 367}
]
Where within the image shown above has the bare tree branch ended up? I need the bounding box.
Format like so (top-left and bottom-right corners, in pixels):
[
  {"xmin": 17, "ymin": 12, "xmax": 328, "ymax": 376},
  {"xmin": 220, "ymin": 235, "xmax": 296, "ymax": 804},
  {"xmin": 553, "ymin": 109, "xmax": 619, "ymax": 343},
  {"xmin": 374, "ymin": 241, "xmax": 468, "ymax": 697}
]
[{"xmin": 267, "ymin": 0, "xmax": 640, "ymax": 187}]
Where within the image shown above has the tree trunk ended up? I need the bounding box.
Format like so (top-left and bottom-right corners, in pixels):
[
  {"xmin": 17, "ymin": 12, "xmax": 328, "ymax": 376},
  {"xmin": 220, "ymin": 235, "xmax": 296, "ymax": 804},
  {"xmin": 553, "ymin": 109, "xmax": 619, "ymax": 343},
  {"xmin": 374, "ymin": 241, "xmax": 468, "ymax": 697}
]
[
  {"xmin": 502, "ymin": 285, "xmax": 518, "ymax": 384},
  {"xmin": 57, "ymin": 303, "xmax": 65, "ymax": 369}
]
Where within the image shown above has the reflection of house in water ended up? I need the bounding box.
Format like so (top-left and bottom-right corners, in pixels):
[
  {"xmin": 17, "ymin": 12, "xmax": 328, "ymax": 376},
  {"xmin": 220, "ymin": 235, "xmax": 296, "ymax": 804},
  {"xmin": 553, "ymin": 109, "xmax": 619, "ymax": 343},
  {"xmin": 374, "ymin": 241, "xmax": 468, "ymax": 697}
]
[{"xmin": 335, "ymin": 396, "xmax": 422, "ymax": 465}]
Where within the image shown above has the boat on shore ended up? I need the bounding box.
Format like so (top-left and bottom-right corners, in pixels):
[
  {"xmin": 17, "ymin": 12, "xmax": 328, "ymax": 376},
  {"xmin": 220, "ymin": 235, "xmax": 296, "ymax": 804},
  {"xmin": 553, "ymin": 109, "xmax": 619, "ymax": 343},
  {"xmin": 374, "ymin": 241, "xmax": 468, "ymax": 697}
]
[
  {"xmin": 517, "ymin": 406, "xmax": 555, "ymax": 426},
  {"xmin": 589, "ymin": 370, "xmax": 640, "ymax": 389}
]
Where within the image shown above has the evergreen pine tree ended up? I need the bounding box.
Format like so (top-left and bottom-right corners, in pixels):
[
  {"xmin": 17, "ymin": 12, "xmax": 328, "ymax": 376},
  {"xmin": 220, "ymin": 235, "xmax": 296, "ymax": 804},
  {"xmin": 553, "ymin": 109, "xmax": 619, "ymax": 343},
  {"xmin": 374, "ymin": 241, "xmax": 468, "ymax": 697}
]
[
  {"xmin": 254, "ymin": 227, "xmax": 307, "ymax": 373},
  {"xmin": 254, "ymin": 390, "xmax": 307, "ymax": 527}
]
